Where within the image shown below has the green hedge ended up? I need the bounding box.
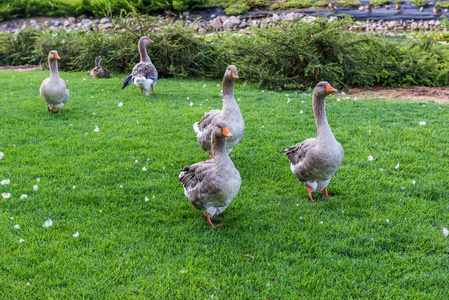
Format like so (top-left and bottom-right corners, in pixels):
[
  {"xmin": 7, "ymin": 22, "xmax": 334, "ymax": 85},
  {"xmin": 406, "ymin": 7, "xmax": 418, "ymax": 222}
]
[
  {"xmin": 1, "ymin": 15, "xmax": 448, "ymax": 89},
  {"xmin": 0, "ymin": 0, "xmax": 206, "ymax": 21}
]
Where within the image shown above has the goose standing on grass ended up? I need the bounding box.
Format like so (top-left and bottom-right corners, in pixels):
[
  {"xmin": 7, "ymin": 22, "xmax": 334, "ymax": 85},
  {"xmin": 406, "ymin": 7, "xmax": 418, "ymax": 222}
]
[
  {"xmin": 122, "ymin": 36, "xmax": 158, "ymax": 96},
  {"xmin": 285, "ymin": 81, "xmax": 343, "ymax": 203},
  {"xmin": 39, "ymin": 50, "xmax": 69, "ymax": 114},
  {"xmin": 179, "ymin": 122, "xmax": 242, "ymax": 227},
  {"xmin": 90, "ymin": 56, "xmax": 109, "ymax": 78},
  {"xmin": 194, "ymin": 65, "xmax": 244, "ymax": 158}
]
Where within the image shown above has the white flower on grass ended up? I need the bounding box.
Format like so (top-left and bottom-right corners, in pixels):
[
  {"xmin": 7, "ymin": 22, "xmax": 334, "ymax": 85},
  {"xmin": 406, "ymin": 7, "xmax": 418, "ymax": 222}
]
[
  {"xmin": 299, "ymin": 217, "xmax": 303, "ymax": 220},
  {"xmin": 0, "ymin": 152, "xmax": 4, "ymax": 159},
  {"xmin": 142, "ymin": 167, "xmax": 147, "ymax": 171},
  {"xmin": 145, "ymin": 197, "xmax": 149, "ymax": 202},
  {"xmin": 72, "ymin": 186, "xmax": 76, "ymax": 189},
  {"xmin": 386, "ymin": 219, "xmax": 390, "ymax": 223},
  {"xmin": 189, "ymin": 102, "xmax": 193, "ymax": 107},
  {"xmin": 367, "ymin": 155, "xmax": 374, "ymax": 162},
  {"xmin": 1, "ymin": 179, "xmax": 10, "ymax": 185},
  {"xmin": 443, "ymin": 228, "xmax": 448, "ymax": 237},
  {"xmin": 354, "ymin": 97, "xmax": 358, "ymax": 100},
  {"xmin": 337, "ymin": 98, "xmax": 341, "ymax": 102},
  {"xmin": 299, "ymin": 110, "xmax": 303, "ymax": 114},
  {"xmin": 412, "ymin": 180, "xmax": 416, "ymax": 185},
  {"xmin": 320, "ymin": 221, "xmax": 324, "ymax": 224},
  {"xmin": 36, "ymin": 178, "xmax": 40, "ymax": 182},
  {"xmin": 341, "ymin": 91, "xmax": 346, "ymax": 95},
  {"xmin": 33, "ymin": 185, "xmax": 38, "ymax": 191},
  {"xmin": 93, "ymin": 126, "xmax": 100, "ymax": 132},
  {"xmin": 395, "ymin": 163, "xmax": 400, "ymax": 169},
  {"xmin": 136, "ymin": 120, "xmax": 139, "ymax": 124},
  {"xmin": 187, "ymin": 97, "xmax": 190, "ymax": 100},
  {"xmin": 20, "ymin": 194, "xmax": 27, "ymax": 199},
  {"xmin": 203, "ymin": 84, "xmax": 206, "ymax": 87},
  {"xmin": 217, "ymin": 84, "xmax": 220, "ymax": 87},
  {"xmin": 237, "ymin": 98, "xmax": 241, "ymax": 101},
  {"xmin": 83, "ymin": 78, "xmax": 86, "ymax": 81},
  {"xmin": 180, "ymin": 269, "xmax": 188, "ymax": 274},
  {"xmin": 2, "ymin": 193, "xmax": 11, "ymax": 198},
  {"xmin": 14, "ymin": 224, "xmax": 20, "ymax": 229},
  {"xmin": 72, "ymin": 232, "xmax": 79, "ymax": 238},
  {"xmin": 19, "ymin": 239, "xmax": 25, "ymax": 243},
  {"xmin": 92, "ymin": 113, "xmax": 96, "ymax": 115},
  {"xmin": 287, "ymin": 98, "xmax": 290, "ymax": 103},
  {"xmin": 118, "ymin": 102, "xmax": 123, "ymax": 107},
  {"xmin": 261, "ymin": 125, "xmax": 265, "ymax": 128},
  {"xmin": 419, "ymin": 121, "xmax": 426, "ymax": 126},
  {"xmin": 43, "ymin": 219, "xmax": 53, "ymax": 228}
]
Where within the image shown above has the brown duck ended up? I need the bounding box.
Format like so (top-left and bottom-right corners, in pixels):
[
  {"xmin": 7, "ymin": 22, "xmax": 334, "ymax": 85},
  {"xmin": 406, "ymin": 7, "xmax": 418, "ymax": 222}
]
[{"xmin": 90, "ymin": 56, "xmax": 109, "ymax": 78}]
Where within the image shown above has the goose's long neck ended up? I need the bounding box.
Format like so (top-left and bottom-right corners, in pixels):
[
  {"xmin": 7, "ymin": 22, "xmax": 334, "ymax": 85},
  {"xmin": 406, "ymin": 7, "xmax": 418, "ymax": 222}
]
[
  {"xmin": 313, "ymin": 93, "xmax": 334, "ymax": 140},
  {"xmin": 212, "ymin": 135, "xmax": 231, "ymax": 164},
  {"xmin": 139, "ymin": 41, "xmax": 151, "ymax": 63},
  {"xmin": 49, "ymin": 59, "xmax": 59, "ymax": 79},
  {"xmin": 222, "ymin": 77, "xmax": 237, "ymax": 111}
]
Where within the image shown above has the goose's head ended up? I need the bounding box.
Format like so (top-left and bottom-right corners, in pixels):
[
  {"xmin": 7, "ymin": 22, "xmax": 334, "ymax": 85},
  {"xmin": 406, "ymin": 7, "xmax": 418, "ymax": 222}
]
[
  {"xmin": 225, "ymin": 65, "xmax": 239, "ymax": 80},
  {"xmin": 140, "ymin": 36, "xmax": 154, "ymax": 46},
  {"xmin": 215, "ymin": 122, "xmax": 232, "ymax": 138},
  {"xmin": 48, "ymin": 50, "xmax": 60, "ymax": 61},
  {"xmin": 314, "ymin": 81, "xmax": 337, "ymax": 97}
]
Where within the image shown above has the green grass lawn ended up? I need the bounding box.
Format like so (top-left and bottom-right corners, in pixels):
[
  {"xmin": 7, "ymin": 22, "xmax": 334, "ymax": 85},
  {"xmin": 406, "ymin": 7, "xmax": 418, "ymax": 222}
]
[{"xmin": 1, "ymin": 69, "xmax": 449, "ymax": 298}]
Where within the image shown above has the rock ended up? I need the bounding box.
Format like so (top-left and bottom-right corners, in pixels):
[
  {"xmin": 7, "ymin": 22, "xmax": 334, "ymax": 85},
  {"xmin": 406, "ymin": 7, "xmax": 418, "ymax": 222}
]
[
  {"xmin": 358, "ymin": 6, "xmax": 365, "ymax": 11},
  {"xmin": 251, "ymin": 19, "xmax": 260, "ymax": 27},
  {"xmin": 81, "ymin": 19, "xmax": 91, "ymax": 25},
  {"xmin": 211, "ymin": 17, "xmax": 223, "ymax": 30},
  {"xmin": 283, "ymin": 12, "xmax": 297, "ymax": 21},
  {"xmin": 272, "ymin": 13, "xmax": 280, "ymax": 22},
  {"xmin": 420, "ymin": 6, "xmax": 424, "ymax": 11},
  {"xmin": 239, "ymin": 21, "xmax": 248, "ymax": 28},
  {"xmin": 387, "ymin": 20, "xmax": 396, "ymax": 29},
  {"xmin": 68, "ymin": 17, "xmax": 76, "ymax": 23},
  {"xmin": 63, "ymin": 20, "xmax": 72, "ymax": 27},
  {"xmin": 29, "ymin": 19, "xmax": 37, "ymax": 26},
  {"xmin": 100, "ymin": 18, "xmax": 110, "ymax": 24},
  {"xmin": 220, "ymin": 16, "xmax": 227, "ymax": 22},
  {"xmin": 182, "ymin": 12, "xmax": 190, "ymax": 17},
  {"xmin": 100, "ymin": 23, "xmax": 113, "ymax": 30},
  {"xmin": 54, "ymin": 20, "xmax": 61, "ymax": 27}
]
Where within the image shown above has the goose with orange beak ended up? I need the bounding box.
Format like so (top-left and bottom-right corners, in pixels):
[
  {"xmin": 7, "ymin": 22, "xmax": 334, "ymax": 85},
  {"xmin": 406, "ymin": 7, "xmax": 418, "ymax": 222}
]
[
  {"xmin": 285, "ymin": 81, "xmax": 344, "ymax": 203},
  {"xmin": 179, "ymin": 122, "xmax": 242, "ymax": 227},
  {"xmin": 122, "ymin": 36, "xmax": 158, "ymax": 96},
  {"xmin": 39, "ymin": 50, "xmax": 69, "ymax": 114},
  {"xmin": 193, "ymin": 65, "xmax": 245, "ymax": 158}
]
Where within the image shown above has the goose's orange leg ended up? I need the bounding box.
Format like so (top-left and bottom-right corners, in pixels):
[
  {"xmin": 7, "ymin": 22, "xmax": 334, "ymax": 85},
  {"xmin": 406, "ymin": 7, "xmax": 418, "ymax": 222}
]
[
  {"xmin": 206, "ymin": 213, "xmax": 222, "ymax": 228},
  {"xmin": 152, "ymin": 86, "xmax": 155, "ymax": 95},
  {"xmin": 57, "ymin": 108, "xmax": 62, "ymax": 115},
  {"xmin": 322, "ymin": 187, "xmax": 334, "ymax": 199},
  {"xmin": 209, "ymin": 154, "xmax": 214, "ymax": 159},
  {"xmin": 306, "ymin": 187, "xmax": 315, "ymax": 203}
]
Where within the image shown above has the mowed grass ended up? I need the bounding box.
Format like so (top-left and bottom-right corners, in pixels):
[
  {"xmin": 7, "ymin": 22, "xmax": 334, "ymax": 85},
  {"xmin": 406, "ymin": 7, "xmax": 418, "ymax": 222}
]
[{"xmin": 1, "ymin": 69, "xmax": 449, "ymax": 298}]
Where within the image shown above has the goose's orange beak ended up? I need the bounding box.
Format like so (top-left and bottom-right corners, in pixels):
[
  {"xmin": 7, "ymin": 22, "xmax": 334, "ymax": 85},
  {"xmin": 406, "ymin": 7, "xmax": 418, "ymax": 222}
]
[
  {"xmin": 222, "ymin": 127, "xmax": 232, "ymax": 137},
  {"xmin": 231, "ymin": 70, "xmax": 239, "ymax": 79},
  {"xmin": 54, "ymin": 53, "xmax": 60, "ymax": 60},
  {"xmin": 326, "ymin": 84, "xmax": 337, "ymax": 94},
  {"xmin": 149, "ymin": 39, "xmax": 154, "ymax": 43}
]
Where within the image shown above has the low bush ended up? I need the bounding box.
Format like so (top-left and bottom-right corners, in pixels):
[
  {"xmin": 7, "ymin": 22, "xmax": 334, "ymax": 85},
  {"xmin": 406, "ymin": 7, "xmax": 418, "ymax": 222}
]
[
  {"xmin": 409, "ymin": 0, "xmax": 427, "ymax": 6},
  {"xmin": 280, "ymin": 0, "xmax": 315, "ymax": 9},
  {"xmin": 1, "ymin": 14, "xmax": 448, "ymax": 88},
  {"xmin": 435, "ymin": 1, "xmax": 449, "ymax": 8},
  {"xmin": 369, "ymin": 0, "xmax": 390, "ymax": 6},
  {"xmin": 221, "ymin": 0, "xmax": 269, "ymax": 15},
  {"xmin": 337, "ymin": 0, "xmax": 361, "ymax": 7},
  {"xmin": 314, "ymin": 1, "xmax": 329, "ymax": 7}
]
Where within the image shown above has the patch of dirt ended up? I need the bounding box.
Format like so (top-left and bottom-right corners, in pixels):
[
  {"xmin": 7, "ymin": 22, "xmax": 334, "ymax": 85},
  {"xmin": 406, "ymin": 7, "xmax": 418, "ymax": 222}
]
[
  {"xmin": 0, "ymin": 65, "xmax": 41, "ymax": 71},
  {"xmin": 348, "ymin": 86, "xmax": 449, "ymax": 104}
]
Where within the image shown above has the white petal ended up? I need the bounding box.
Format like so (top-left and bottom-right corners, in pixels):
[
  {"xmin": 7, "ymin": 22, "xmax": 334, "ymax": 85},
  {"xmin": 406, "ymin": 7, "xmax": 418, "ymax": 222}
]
[
  {"xmin": 119, "ymin": 184, "xmax": 123, "ymax": 188},
  {"xmin": 20, "ymin": 194, "xmax": 27, "ymax": 199},
  {"xmin": 142, "ymin": 167, "xmax": 147, "ymax": 171},
  {"xmin": 0, "ymin": 152, "xmax": 4, "ymax": 159},
  {"xmin": 36, "ymin": 178, "xmax": 40, "ymax": 182},
  {"xmin": 93, "ymin": 126, "xmax": 100, "ymax": 132},
  {"xmin": 180, "ymin": 269, "xmax": 188, "ymax": 273},
  {"xmin": 419, "ymin": 121, "xmax": 426, "ymax": 126},
  {"xmin": 135, "ymin": 160, "xmax": 138, "ymax": 163},
  {"xmin": 2, "ymin": 192, "xmax": 11, "ymax": 198},
  {"xmin": 203, "ymin": 84, "xmax": 206, "ymax": 87},
  {"xmin": 412, "ymin": 180, "xmax": 416, "ymax": 185},
  {"xmin": 72, "ymin": 231, "xmax": 79, "ymax": 238},
  {"xmin": 43, "ymin": 219, "xmax": 53, "ymax": 228},
  {"xmin": 443, "ymin": 228, "xmax": 448, "ymax": 237},
  {"xmin": 19, "ymin": 239, "xmax": 25, "ymax": 243},
  {"xmin": 118, "ymin": 102, "xmax": 123, "ymax": 107},
  {"xmin": 33, "ymin": 185, "xmax": 38, "ymax": 191},
  {"xmin": 1, "ymin": 179, "xmax": 10, "ymax": 185},
  {"xmin": 14, "ymin": 224, "xmax": 20, "ymax": 229},
  {"xmin": 367, "ymin": 155, "xmax": 374, "ymax": 161},
  {"xmin": 395, "ymin": 163, "xmax": 399, "ymax": 169},
  {"xmin": 386, "ymin": 219, "xmax": 390, "ymax": 223},
  {"xmin": 187, "ymin": 97, "xmax": 190, "ymax": 100},
  {"xmin": 72, "ymin": 186, "xmax": 76, "ymax": 189},
  {"xmin": 299, "ymin": 110, "xmax": 303, "ymax": 114},
  {"xmin": 189, "ymin": 102, "xmax": 193, "ymax": 107},
  {"xmin": 145, "ymin": 197, "xmax": 149, "ymax": 202},
  {"xmin": 337, "ymin": 98, "xmax": 341, "ymax": 102}
]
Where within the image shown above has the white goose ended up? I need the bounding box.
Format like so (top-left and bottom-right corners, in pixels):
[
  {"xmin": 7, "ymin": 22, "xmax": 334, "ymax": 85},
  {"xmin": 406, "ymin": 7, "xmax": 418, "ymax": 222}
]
[
  {"xmin": 39, "ymin": 50, "xmax": 69, "ymax": 114},
  {"xmin": 285, "ymin": 81, "xmax": 343, "ymax": 203}
]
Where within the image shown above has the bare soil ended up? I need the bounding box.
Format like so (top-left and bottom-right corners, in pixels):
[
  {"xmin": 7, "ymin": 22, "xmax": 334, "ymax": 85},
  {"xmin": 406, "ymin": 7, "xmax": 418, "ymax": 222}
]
[
  {"xmin": 348, "ymin": 86, "xmax": 449, "ymax": 104},
  {"xmin": 0, "ymin": 65, "xmax": 41, "ymax": 71}
]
